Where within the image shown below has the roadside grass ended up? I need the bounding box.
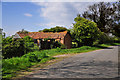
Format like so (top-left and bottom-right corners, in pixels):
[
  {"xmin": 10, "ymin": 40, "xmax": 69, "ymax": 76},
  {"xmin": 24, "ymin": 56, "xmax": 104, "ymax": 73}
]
[
  {"xmin": 2, "ymin": 52, "xmax": 55, "ymax": 79},
  {"xmin": 2, "ymin": 42, "xmax": 120, "ymax": 79}
]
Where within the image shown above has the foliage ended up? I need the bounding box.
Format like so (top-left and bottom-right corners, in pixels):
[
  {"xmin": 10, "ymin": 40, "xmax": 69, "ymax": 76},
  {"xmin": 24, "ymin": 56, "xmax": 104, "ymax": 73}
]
[
  {"xmin": 41, "ymin": 39, "xmax": 65, "ymax": 49},
  {"xmin": 97, "ymin": 33, "xmax": 113, "ymax": 44},
  {"xmin": 72, "ymin": 16, "xmax": 101, "ymax": 46},
  {"xmin": 2, "ymin": 37, "xmax": 12, "ymax": 45},
  {"xmin": 2, "ymin": 36, "xmax": 34, "ymax": 59},
  {"xmin": 0, "ymin": 34, "xmax": 2, "ymax": 44},
  {"xmin": 60, "ymin": 44, "xmax": 66, "ymax": 49},
  {"xmin": 112, "ymin": 1, "xmax": 120, "ymax": 37},
  {"xmin": 112, "ymin": 26, "xmax": 120, "ymax": 38},
  {"xmin": 42, "ymin": 29, "xmax": 50, "ymax": 32},
  {"xmin": 2, "ymin": 38, "xmax": 25, "ymax": 59},
  {"xmin": 42, "ymin": 26, "xmax": 67, "ymax": 32},
  {"xmin": 23, "ymin": 36, "xmax": 34, "ymax": 53},
  {"xmin": 2, "ymin": 51, "xmax": 53, "ymax": 79},
  {"xmin": 82, "ymin": 2, "xmax": 117, "ymax": 33}
]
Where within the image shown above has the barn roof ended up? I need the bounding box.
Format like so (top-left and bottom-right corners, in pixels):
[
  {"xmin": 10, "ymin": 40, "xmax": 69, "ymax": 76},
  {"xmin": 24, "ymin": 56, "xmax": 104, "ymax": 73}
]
[{"xmin": 16, "ymin": 31, "xmax": 68, "ymax": 39}]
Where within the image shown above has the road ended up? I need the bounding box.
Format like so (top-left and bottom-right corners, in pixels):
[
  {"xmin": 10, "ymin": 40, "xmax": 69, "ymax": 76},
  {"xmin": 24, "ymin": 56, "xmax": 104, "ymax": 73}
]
[{"xmin": 21, "ymin": 46, "xmax": 119, "ymax": 79}]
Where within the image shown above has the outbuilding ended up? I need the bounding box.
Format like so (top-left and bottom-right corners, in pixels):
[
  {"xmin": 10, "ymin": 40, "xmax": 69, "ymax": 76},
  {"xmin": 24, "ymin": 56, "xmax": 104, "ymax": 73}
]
[{"xmin": 13, "ymin": 31, "xmax": 72, "ymax": 49}]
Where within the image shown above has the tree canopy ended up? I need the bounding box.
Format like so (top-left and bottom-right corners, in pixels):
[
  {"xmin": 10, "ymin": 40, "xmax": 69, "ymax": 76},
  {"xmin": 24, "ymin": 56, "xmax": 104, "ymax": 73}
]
[
  {"xmin": 112, "ymin": 1, "xmax": 120, "ymax": 37},
  {"xmin": 41, "ymin": 26, "xmax": 67, "ymax": 32},
  {"xmin": 82, "ymin": 2, "xmax": 117, "ymax": 33},
  {"xmin": 71, "ymin": 15, "xmax": 101, "ymax": 46}
]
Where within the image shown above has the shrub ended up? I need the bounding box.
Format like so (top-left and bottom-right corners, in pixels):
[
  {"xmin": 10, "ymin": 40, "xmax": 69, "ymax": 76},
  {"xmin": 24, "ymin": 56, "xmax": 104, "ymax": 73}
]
[
  {"xmin": 2, "ymin": 38, "xmax": 25, "ymax": 59},
  {"xmin": 2, "ymin": 36, "xmax": 34, "ymax": 59},
  {"xmin": 60, "ymin": 44, "xmax": 66, "ymax": 49},
  {"xmin": 22, "ymin": 53, "xmax": 40, "ymax": 62},
  {"xmin": 56, "ymin": 47, "xmax": 61, "ymax": 52}
]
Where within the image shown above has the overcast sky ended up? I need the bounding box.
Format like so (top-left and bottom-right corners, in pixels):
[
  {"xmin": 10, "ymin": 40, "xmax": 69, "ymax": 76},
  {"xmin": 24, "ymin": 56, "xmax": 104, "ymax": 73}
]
[{"xmin": 1, "ymin": 0, "xmax": 118, "ymax": 36}]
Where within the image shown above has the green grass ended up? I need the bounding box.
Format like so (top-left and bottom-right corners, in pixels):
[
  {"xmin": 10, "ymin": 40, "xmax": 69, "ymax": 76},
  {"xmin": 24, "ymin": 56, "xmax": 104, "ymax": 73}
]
[
  {"xmin": 2, "ymin": 52, "xmax": 55, "ymax": 79},
  {"xmin": 2, "ymin": 42, "xmax": 120, "ymax": 79}
]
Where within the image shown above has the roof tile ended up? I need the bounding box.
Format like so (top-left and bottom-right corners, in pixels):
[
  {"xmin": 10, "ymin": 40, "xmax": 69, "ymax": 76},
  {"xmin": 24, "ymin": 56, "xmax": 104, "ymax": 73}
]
[{"xmin": 17, "ymin": 31, "xmax": 68, "ymax": 39}]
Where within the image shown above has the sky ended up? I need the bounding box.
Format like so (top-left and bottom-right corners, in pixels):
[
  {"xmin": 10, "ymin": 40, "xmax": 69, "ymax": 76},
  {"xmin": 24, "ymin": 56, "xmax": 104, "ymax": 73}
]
[{"xmin": 1, "ymin": 0, "xmax": 118, "ymax": 36}]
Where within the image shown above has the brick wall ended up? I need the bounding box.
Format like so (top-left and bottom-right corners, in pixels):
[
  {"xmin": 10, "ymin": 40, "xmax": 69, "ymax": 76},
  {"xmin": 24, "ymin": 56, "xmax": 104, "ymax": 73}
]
[{"xmin": 64, "ymin": 33, "xmax": 72, "ymax": 49}]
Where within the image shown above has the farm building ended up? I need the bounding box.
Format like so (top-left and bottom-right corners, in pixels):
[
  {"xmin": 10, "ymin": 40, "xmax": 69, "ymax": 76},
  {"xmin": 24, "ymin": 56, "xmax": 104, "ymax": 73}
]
[{"xmin": 13, "ymin": 31, "xmax": 72, "ymax": 49}]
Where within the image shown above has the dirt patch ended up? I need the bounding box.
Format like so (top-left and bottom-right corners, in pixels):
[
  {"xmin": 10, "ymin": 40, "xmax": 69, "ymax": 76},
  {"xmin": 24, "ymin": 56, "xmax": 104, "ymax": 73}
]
[{"xmin": 53, "ymin": 54, "xmax": 72, "ymax": 58}]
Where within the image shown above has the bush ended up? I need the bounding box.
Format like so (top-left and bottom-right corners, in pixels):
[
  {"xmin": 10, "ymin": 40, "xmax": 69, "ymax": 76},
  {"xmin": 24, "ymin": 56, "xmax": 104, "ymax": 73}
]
[
  {"xmin": 2, "ymin": 36, "xmax": 34, "ymax": 59},
  {"xmin": 60, "ymin": 44, "xmax": 66, "ymax": 49},
  {"xmin": 2, "ymin": 39, "xmax": 25, "ymax": 59},
  {"xmin": 22, "ymin": 53, "xmax": 40, "ymax": 62},
  {"xmin": 56, "ymin": 47, "xmax": 61, "ymax": 52}
]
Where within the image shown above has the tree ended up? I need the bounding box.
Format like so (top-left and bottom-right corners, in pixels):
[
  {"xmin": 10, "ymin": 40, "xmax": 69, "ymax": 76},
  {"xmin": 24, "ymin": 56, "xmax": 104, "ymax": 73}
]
[
  {"xmin": 42, "ymin": 26, "xmax": 67, "ymax": 32},
  {"xmin": 82, "ymin": 2, "xmax": 116, "ymax": 33},
  {"xmin": 72, "ymin": 16, "xmax": 101, "ymax": 46},
  {"xmin": 42, "ymin": 29, "xmax": 50, "ymax": 32},
  {"xmin": 112, "ymin": 1, "xmax": 120, "ymax": 37}
]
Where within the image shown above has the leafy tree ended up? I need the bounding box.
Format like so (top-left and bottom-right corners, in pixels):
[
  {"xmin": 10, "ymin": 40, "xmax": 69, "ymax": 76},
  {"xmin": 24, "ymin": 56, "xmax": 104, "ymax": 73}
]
[
  {"xmin": 82, "ymin": 2, "xmax": 116, "ymax": 33},
  {"xmin": 2, "ymin": 36, "xmax": 12, "ymax": 45},
  {"xmin": 42, "ymin": 26, "xmax": 67, "ymax": 32},
  {"xmin": 112, "ymin": 1, "xmax": 120, "ymax": 37},
  {"xmin": 72, "ymin": 16, "xmax": 101, "ymax": 46},
  {"xmin": 42, "ymin": 29, "xmax": 50, "ymax": 32}
]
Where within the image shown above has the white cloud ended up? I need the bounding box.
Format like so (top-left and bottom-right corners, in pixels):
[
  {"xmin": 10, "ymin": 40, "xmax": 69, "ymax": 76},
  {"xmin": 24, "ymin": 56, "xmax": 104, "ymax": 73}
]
[
  {"xmin": 24, "ymin": 13, "xmax": 32, "ymax": 17},
  {"xmin": 33, "ymin": 2, "xmax": 95, "ymax": 28}
]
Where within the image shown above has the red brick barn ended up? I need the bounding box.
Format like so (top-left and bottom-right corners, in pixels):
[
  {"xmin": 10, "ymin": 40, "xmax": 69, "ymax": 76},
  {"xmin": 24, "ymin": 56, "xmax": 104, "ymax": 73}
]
[{"xmin": 13, "ymin": 31, "xmax": 72, "ymax": 49}]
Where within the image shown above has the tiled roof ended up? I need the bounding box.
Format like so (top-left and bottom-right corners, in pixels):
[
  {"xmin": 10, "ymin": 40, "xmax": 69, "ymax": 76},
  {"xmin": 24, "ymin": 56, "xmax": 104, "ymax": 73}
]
[{"xmin": 17, "ymin": 31, "xmax": 68, "ymax": 39}]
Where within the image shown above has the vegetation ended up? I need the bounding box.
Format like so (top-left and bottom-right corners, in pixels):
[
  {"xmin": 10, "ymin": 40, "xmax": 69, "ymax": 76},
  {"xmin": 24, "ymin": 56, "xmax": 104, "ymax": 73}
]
[
  {"xmin": 112, "ymin": 1, "xmax": 120, "ymax": 37},
  {"xmin": 82, "ymin": 2, "xmax": 117, "ymax": 33},
  {"xmin": 2, "ymin": 36, "xmax": 34, "ymax": 59},
  {"xmin": 0, "ymin": 34, "xmax": 2, "ymax": 44},
  {"xmin": 2, "ymin": 1, "xmax": 120, "ymax": 79},
  {"xmin": 2, "ymin": 42, "xmax": 120, "ymax": 79},
  {"xmin": 41, "ymin": 26, "xmax": 67, "ymax": 32},
  {"xmin": 71, "ymin": 16, "xmax": 101, "ymax": 46},
  {"xmin": 2, "ymin": 51, "xmax": 54, "ymax": 79},
  {"xmin": 82, "ymin": 1, "xmax": 120, "ymax": 38}
]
